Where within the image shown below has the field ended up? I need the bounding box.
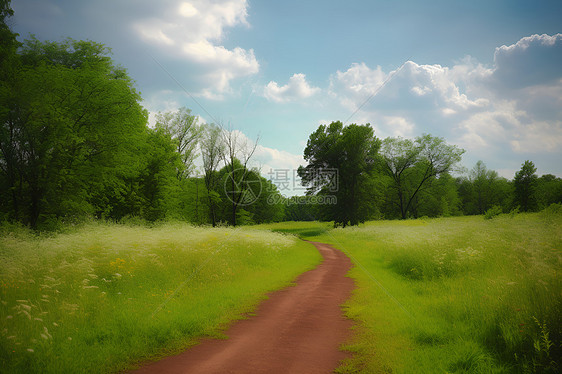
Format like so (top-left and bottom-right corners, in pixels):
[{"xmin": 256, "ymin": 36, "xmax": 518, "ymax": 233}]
[
  {"xmin": 0, "ymin": 222, "xmax": 321, "ymax": 373},
  {"xmin": 1, "ymin": 210, "xmax": 560, "ymax": 373},
  {"xmin": 264, "ymin": 210, "xmax": 561, "ymax": 373}
]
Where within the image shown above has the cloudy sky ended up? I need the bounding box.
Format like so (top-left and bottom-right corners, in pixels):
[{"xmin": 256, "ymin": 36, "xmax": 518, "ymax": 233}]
[{"xmin": 11, "ymin": 0, "xmax": 562, "ymax": 194}]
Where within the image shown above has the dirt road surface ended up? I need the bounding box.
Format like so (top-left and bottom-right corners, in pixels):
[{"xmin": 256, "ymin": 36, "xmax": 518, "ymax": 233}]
[{"xmin": 129, "ymin": 241, "xmax": 354, "ymax": 374}]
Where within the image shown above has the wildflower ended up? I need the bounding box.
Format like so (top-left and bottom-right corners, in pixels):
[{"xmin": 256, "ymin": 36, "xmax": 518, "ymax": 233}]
[
  {"xmin": 6, "ymin": 315, "xmax": 13, "ymax": 319},
  {"xmin": 27, "ymin": 348, "xmax": 34, "ymax": 353}
]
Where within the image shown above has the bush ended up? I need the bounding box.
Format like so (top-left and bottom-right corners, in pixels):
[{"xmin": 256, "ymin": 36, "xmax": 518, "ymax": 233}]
[{"xmin": 484, "ymin": 205, "xmax": 503, "ymax": 219}]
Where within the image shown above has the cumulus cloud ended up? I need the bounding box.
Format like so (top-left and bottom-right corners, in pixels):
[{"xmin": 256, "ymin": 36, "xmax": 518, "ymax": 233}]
[
  {"xmin": 263, "ymin": 74, "xmax": 320, "ymax": 103},
  {"xmin": 133, "ymin": 0, "xmax": 258, "ymax": 97},
  {"xmin": 327, "ymin": 34, "xmax": 562, "ymax": 176},
  {"xmin": 491, "ymin": 33, "xmax": 562, "ymax": 90},
  {"xmin": 329, "ymin": 60, "xmax": 488, "ymax": 138}
]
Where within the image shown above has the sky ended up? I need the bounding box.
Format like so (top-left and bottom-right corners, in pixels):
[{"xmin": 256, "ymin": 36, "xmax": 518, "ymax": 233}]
[{"xmin": 10, "ymin": 0, "xmax": 562, "ymax": 195}]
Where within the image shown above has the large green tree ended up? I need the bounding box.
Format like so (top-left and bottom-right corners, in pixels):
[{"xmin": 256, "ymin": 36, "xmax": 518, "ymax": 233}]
[
  {"xmin": 0, "ymin": 37, "xmax": 147, "ymax": 227},
  {"xmin": 380, "ymin": 134, "xmax": 464, "ymax": 219},
  {"xmin": 298, "ymin": 121, "xmax": 381, "ymax": 227},
  {"xmin": 513, "ymin": 160, "xmax": 538, "ymax": 212}
]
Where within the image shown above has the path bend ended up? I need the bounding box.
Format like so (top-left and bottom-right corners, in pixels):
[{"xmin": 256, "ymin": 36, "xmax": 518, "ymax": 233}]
[{"xmin": 129, "ymin": 241, "xmax": 354, "ymax": 374}]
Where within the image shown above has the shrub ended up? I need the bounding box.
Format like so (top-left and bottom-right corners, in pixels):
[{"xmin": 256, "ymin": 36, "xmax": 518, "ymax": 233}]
[{"xmin": 484, "ymin": 205, "xmax": 503, "ymax": 219}]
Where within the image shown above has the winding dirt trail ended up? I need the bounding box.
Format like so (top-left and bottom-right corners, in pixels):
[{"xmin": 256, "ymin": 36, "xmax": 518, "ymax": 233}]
[{"xmin": 129, "ymin": 241, "xmax": 355, "ymax": 374}]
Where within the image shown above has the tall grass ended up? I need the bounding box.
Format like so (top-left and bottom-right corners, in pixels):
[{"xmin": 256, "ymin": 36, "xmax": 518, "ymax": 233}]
[
  {"xmin": 0, "ymin": 222, "xmax": 321, "ymax": 373},
  {"xmin": 268, "ymin": 211, "xmax": 561, "ymax": 373}
]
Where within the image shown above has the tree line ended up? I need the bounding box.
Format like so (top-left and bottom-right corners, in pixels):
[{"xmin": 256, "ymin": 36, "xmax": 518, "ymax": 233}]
[
  {"xmin": 0, "ymin": 3, "xmax": 287, "ymax": 229},
  {"xmin": 295, "ymin": 121, "xmax": 562, "ymax": 226},
  {"xmin": 1, "ymin": 3, "xmax": 560, "ymax": 229}
]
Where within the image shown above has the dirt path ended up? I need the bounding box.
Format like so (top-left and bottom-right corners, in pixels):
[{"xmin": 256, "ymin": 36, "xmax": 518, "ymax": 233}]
[{"xmin": 129, "ymin": 241, "xmax": 355, "ymax": 374}]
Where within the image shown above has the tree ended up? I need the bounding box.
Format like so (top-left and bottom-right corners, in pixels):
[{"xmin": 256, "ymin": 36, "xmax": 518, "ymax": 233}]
[
  {"xmin": 155, "ymin": 107, "xmax": 202, "ymax": 180},
  {"xmin": 536, "ymin": 174, "xmax": 562, "ymax": 209},
  {"xmin": 298, "ymin": 121, "xmax": 381, "ymax": 227},
  {"xmin": 221, "ymin": 129, "xmax": 259, "ymax": 227},
  {"xmin": 200, "ymin": 123, "xmax": 224, "ymax": 227},
  {"xmin": 457, "ymin": 161, "xmax": 513, "ymax": 215},
  {"xmin": 0, "ymin": 37, "xmax": 147, "ymax": 227},
  {"xmin": 513, "ymin": 160, "xmax": 538, "ymax": 212},
  {"xmin": 380, "ymin": 134, "xmax": 464, "ymax": 219}
]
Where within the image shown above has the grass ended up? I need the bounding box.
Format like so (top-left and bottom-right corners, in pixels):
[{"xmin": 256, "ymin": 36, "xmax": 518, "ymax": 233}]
[
  {"xmin": 265, "ymin": 211, "xmax": 561, "ymax": 373},
  {"xmin": 0, "ymin": 221, "xmax": 321, "ymax": 373}
]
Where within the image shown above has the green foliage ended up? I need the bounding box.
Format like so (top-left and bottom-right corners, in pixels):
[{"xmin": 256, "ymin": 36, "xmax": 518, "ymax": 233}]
[
  {"xmin": 154, "ymin": 107, "xmax": 202, "ymax": 180},
  {"xmin": 514, "ymin": 160, "xmax": 539, "ymax": 212},
  {"xmin": 380, "ymin": 134, "xmax": 465, "ymax": 219},
  {"xmin": 484, "ymin": 205, "xmax": 503, "ymax": 219},
  {"xmin": 536, "ymin": 174, "xmax": 562, "ymax": 210},
  {"xmin": 458, "ymin": 160, "xmax": 513, "ymax": 216},
  {"xmin": 298, "ymin": 121, "xmax": 381, "ymax": 227},
  {"xmin": 1, "ymin": 37, "xmax": 148, "ymax": 227},
  {"xmin": 0, "ymin": 222, "xmax": 321, "ymax": 373},
  {"xmin": 300, "ymin": 215, "xmax": 561, "ymax": 373}
]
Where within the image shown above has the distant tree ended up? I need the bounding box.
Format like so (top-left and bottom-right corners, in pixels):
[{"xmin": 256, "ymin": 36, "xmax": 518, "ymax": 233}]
[
  {"xmin": 414, "ymin": 172, "xmax": 461, "ymax": 218},
  {"xmin": 221, "ymin": 129, "xmax": 259, "ymax": 227},
  {"xmin": 298, "ymin": 121, "xmax": 381, "ymax": 227},
  {"xmin": 513, "ymin": 160, "xmax": 538, "ymax": 212},
  {"xmin": 200, "ymin": 123, "xmax": 224, "ymax": 227},
  {"xmin": 283, "ymin": 196, "xmax": 319, "ymax": 221},
  {"xmin": 536, "ymin": 174, "xmax": 562, "ymax": 209},
  {"xmin": 457, "ymin": 161, "xmax": 513, "ymax": 215},
  {"xmin": 155, "ymin": 107, "xmax": 202, "ymax": 180},
  {"xmin": 380, "ymin": 134, "xmax": 464, "ymax": 219}
]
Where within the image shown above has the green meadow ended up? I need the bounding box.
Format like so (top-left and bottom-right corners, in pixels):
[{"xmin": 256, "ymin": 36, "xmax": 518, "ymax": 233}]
[
  {"xmin": 1, "ymin": 209, "xmax": 560, "ymax": 373},
  {"xmin": 0, "ymin": 222, "xmax": 321, "ymax": 373},
  {"xmin": 265, "ymin": 209, "xmax": 561, "ymax": 373}
]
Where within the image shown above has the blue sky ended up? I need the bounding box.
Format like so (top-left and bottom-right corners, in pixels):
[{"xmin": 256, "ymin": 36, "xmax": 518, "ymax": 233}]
[{"xmin": 11, "ymin": 0, "xmax": 562, "ymax": 194}]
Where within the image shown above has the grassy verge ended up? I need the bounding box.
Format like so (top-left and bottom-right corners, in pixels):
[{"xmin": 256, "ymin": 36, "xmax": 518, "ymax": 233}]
[
  {"xmin": 0, "ymin": 222, "xmax": 321, "ymax": 373},
  {"xmin": 267, "ymin": 211, "xmax": 561, "ymax": 373}
]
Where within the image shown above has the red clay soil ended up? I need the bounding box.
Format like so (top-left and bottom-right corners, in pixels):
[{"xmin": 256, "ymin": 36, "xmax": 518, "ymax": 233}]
[{"xmin": 129, "ymin": 241, "xmax": 355, "ymax": 374}]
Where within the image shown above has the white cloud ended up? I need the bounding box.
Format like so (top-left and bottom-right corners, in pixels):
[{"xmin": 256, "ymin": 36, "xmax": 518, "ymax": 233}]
[
  {"xmin": 132, "ymin": 0, "xmax": 258, "ymax": 97},
  {"xmin": 326, "ymin": 34, "xmax": 562, "ymax": 176},
  {"xmin": 263, "ymin": 74, "xmax": 320, "ymax": 103},
  {"xmin": 492, "ymin": 33, "xmax": 562, "ymax": 90},
  {"xmin": 382, "ymin": 116, "xmax": 415, "ymax": 138}
]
